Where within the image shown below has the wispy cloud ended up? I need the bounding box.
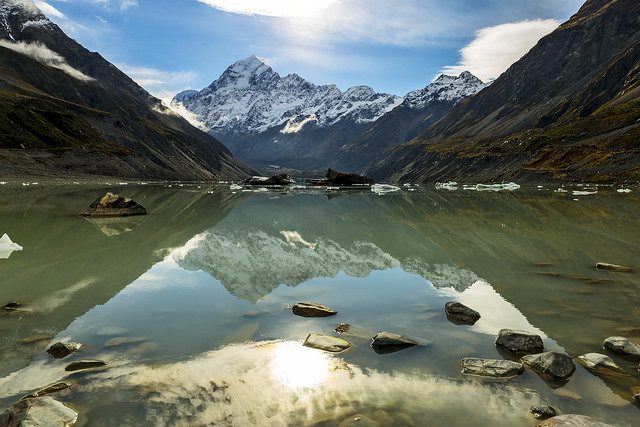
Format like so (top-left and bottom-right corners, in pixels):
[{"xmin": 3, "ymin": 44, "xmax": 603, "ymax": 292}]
[
  {"xmin": 0, "ymin": 40, "xmax": 94, "ymax": 81},
  {"xmin": 198, "ymin": 0, "xmax": 338, "ymax": 18},
  {"xmin": 33, "ymin": 0, "xmax": 66, "ymax": 19},
  {"xmin": 440, "ymin": 19, "xmax": 560, "ymax": 81}
]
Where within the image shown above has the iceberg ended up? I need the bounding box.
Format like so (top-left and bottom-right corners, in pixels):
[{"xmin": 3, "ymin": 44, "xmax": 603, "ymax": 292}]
[
  {"xmin": 435, "ymin": 182, "xmax": 458, "ymax": 191},
  {"xmin": 572, "ymin": 190, "xmax": 597, "ymax": 196},
  {"xmin": 229, "ymin": 184, "xmax": 243, "ymax": 191},
  {"xmin": 617, "ymin": 189, "xmax": 632, "ymax": 193},
  {"xmin": 371, "ymin": 184, "xmax": 401, "ymax": 195},
  {"xmin": 473, "ymin": 182, "xmax": 520, "ymax": 192},
  {"xmin": 0, "ymin": 233, "xmax": 23, "ymax": 259}
]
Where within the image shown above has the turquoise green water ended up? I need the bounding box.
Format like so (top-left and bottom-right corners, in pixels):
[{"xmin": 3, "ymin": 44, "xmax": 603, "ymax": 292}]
[{"xmin": 0, "ymin": 183, "xmax": 639, "ymax": 426}]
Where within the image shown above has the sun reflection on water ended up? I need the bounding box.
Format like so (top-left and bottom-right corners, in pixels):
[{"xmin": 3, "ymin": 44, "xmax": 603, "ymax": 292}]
[{"xmin": 272, "ymin": 341, "xmax": 332, "ymax": 389}]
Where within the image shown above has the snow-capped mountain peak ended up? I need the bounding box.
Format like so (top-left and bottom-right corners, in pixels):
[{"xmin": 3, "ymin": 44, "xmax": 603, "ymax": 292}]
[
  {"xmin": 1, "ymin": 0, "xmax": 53, "ymax": 41},
  {"xmin": 403, "ymin": 71, "xmax": 488, "ymax": 109}
]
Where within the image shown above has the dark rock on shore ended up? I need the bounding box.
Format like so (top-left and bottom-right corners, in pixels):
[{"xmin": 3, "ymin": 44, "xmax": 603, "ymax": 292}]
[
  {"xmin": 303, "ymin": 334, "xmax": 351, "ymax": 353},
  {"xmin": 292, "ymin": 302, "xmax": 337, "ymax": 317},
  {"xmin": 22, "ymin": 382, "xmax": 72, "ymax": 400},
  {"xmin": 3, "ymin": 301, "xmax": 21, "ymax": 311},
  {"xmin": 65, "ymin": 360, "xmax": 107, "ymax": 372},
  {"xmin": 244, "ymin": 174, "xmax": 295, "ymax": 186},
  {"xmin": 521, "ymin": 352, "xmax": 576, "ymax": 380},
  {"xmin": 47, "ymin": 342, "xmax": 82, "ymax": 359},
  {"xmin": 603, "ymin": 336, "xmax": 640, "ymax": 359},
  {"xmin": 0, "ymin": 397, "xmax": 78, "ymax": 426},
  {"xmin": 308, "ymin": 169, "xmax": 375, "ymax": 187},
  {"xmin": 595, "ymin": 262, "xmax": 633, "ymax": 273},
  {"xmin": 461, "ymin": 358, "xmax": 524, "ymax": 377},
  {"xmin": 80, "ymin": 193, "xmax": 147, "ymax": 217},
  {"xmin": 536, "ymin": 415, "xmax": 614, "ymax": 426},
  {"xmin": 445, "ymin": 302, "xmax": 481, "ymax": 325},
  {"xmin": 529, "ymin": 405, "xmax": 557, "ymax": 420},
  {"xmin": 495, "ymin": 329, "xmax": 544, "ymax": 354}
]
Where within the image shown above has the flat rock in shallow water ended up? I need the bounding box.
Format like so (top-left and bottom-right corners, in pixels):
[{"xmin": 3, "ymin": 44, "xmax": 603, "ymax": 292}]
[
  {"xmin": 371, "ymin": 332, "xmax": 418, "ymax": 347},
  {"xmin": 0, "ymin": 397, "xmax": 78, "ymax": 426},
  {"xmin": 303, "ymin": 334, "xmax": 351, "ymax": 353},
  {"xmin": 22, "ymin": 382, "xmax": 72, "ymax": 399},
  {"xmin": 537, "ymin": 415, "xmax": 613, "ymax": 426},
  {"xmin": 47, "ymin": 342, "xmax": 82, "ymax": 359},
  {"xmin": 577, "ymin": 353, "xmax": 624, "ymax": 373},
  {"xmin": 529, "ymin": 405, "xmax": 557, "ymax": 420},
  {"xmin": 521, "ymin": 352, "xmax": 576, "ymax": 380},
  {"xmin": 20, "ymin": 335, "xmax": 52, "ymax": 345},
  {"xmin": 461, "ymin": 358, "xmax": 524, "ymax": 377},
  {"xmin": 445, "ymin": 302, "xmax": 481, "ymax": 325},
  {"xmin": 603, "ymin": 336, "xmax": 640, "ymax": 360},
  {"xmin": 595, "ymin": 262, "xmax": 633, "ymax": 273},
  {"xmin": 80, "ymin": 193, "xmax": 147, "ymax": 217},
  {"xmin": 495, "ymin": 329, "xmax": 544, "ymax": 354},
  {"xmin": 65, "ymin": 359, "xmax": 107, "ymax": 372},
  {"xmin": 292, "ymin": 302, "xmax": 337, "ymax": 317}
]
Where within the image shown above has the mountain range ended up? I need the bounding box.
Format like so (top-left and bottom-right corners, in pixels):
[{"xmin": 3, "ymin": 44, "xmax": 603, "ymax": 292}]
[
  {"xmin": 173, "ymin": 57, "xmax": 487, "ymax": 171},
  {"xmin": 0, "ymin": 0, "xmax": 251, "ymax": 180}
]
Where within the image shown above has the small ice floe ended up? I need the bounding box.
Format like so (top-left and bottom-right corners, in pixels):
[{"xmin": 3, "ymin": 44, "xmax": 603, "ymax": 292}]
[
  {"xmin": 230, "ymin": 184, "xmax": 243, "ymax": 191},
  {"xmin": 572, "ymin": 190, "xmax": 597, "ymax": 196},
  {"xmin": 281, "ymin": 231, "xmax": 317, "ymax": 250},
  {"xmin": 0, "ymin": 234, "xmax": 23, "ymax": 259},
  {"xmin": 118, "ymin": 182, "xmax": 128, "ymax": 186},
  {"xmin": 554, "ymin": 188, "xmax": 569, "ymax": 193},
  {"xmin": 22, "ymin": 183, "xmax": 29, "ymax": 186},
  {"xmin": 0, "ymin": 181, "xmax": 6, "ymax": 185},
  {"xmin": 371, "ymin": 184, "xmax": 401, "ymax": 195},
  {"xmin": 617, "ymin": 189, "xmax": 632, "ymax": 193},
  {"xmin": 474, "ymin": 182, "xmax": 520, "ymax": 192},
  {"xmin": 435, "ymin": 182, "xmax": 458, "ymax": 191},
  {"xmin": 403, "ymin": 183, "xmax": 411, "ymax": 187},
  {"xmin": 292, "ymin": 185, "xmax": 307, "ymax": 189}
]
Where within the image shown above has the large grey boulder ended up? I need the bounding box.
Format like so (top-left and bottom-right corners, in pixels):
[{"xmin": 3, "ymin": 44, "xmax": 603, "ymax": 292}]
[
  {"xmin": 461, "ymin": 358, "xmax": 524, "ymax": 377},
  {"xmin": 521, "ymin": 352, "xmax": 576, "ymax": 380},
  {"xmin": 0, "ymin": 397, "xmax": 78, "ymax": 426},
  {"xmin": 577, "ymin": 353, "xmax": 624, "ymax": 373},
  {"xmin": 80, "ymin": 193, "xmax": 147, "ymax": 217},
  {"xmin": 495, "ymin": 329, "xmax": 544, "ymax": 354},
  {"xmin": 371, "ymin": 332, "xmax": 418, "ymax": 347},
  {"xmin": 303, "ymin": 334, "xmax": 351, "ymax": 353},
  {"xmin": 445, "ymin": 302, "xmax": 481, "ymax": 325},
  {"xmin": 292, "ymin": 302, "xmax": 337, "ymax": 317},
  {"xmin": 603, "ymin": 336, "xmax": 640, "ymax": 360},
  {"xmin": 46, "ymin": 342, "xmax": 82, "ymax": 359},
  {"xmin": 537, "ymin": 415, "xmax": 613, "ymax": 426}
]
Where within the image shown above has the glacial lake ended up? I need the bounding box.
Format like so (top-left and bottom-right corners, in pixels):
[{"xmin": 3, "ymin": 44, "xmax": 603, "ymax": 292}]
[{"xmin": 0, "ymin": 183, "xmax": 639, "ymax": 426}]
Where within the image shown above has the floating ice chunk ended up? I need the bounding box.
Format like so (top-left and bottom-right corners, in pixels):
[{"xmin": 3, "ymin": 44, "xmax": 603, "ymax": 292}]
[
  {"xmin": 554, "ymin": 188, "xmax": 568, "ymax": 193},
  {"xmin": 292, "ymin": 185, "xmax": 307, "ymax": 189},
  {"xmin": 617, "ymin": 189, "xmax": 632, "ymax": 193},
  {"xmin": 572, "ymin": 191, "xmax": 597, "ymax": 196},
  {"xmin": 0, "ymin": 182, "xmax": 6, "ymax": 185},
  {"xmin": 435, "ymin": 182, "xmax": 458, "ymax": 191},
  {"xmin": 474, "ymin": 182, "xmax": 520, "ymax": 192},
  {"xmin": 371, "ymin": 184, "xmax": 401, "ymax": 195},
  {"xmin": 0, "ymin": 234, "xmax": 23, "ymax": 259},
  {"xmin": 230, "ymin": 184, "xmax": 243, "ymax": 191}
]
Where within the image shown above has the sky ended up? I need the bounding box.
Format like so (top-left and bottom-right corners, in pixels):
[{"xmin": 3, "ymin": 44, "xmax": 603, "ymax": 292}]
[{"xmin": 34, "ymin": 0, "xmax": 586, "ymax": 100}]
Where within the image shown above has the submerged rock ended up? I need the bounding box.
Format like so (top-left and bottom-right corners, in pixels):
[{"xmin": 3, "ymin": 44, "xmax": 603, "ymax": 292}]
[
  {"xmin": 65, "ymin": 359, "xmax": 107, "ymax": 372},
  {"xmin": 292, "ymin": 302, "xmax": 337, "ymax": 318},
  {"xmin": 3, "ymin": 300, "xmax": 21, "ymax": 311},
  {"xmin": 371, "ymin": 332, "xmax": 418, "ymax": 348},
  {"xmin": 461, "ymin": 358, "xmax": 524, "ymax": 378},
  {"xmin": 104, "ymin": 337, "xmax": 148, "ymax": 348},
  {"xmin": 303, "ymin": 334, "xmax": 351, "ymax": 353},
  {"xmin": 80, "ymin": 193, "xmax": 147, "ymax": 217},
  {"xmin": 495, "ymin": 329, "xmax": 544, "ymax": 354},
  {"xmin": 595, "ymin": 262, "xmax": 633, "ymax": 273},
  {"xmin": 47, "ymin": 342, "xmax": 82, "ymax": 359},
  {"xmin": 521, "ymin": 352, "xmax": 576, "ymax": 380},
  {"xmin": 244, "ymin": 174, "xmax": 295, "ymax": 186},
  {"xmin": 529, "ymin": 405, "xmax": 557, "ymax": 420},
  {"xmin": 0, "ymin": 397, "xmax": 78, "ymax": 426},
  {"xmin": 445, "ymin": 302, "xmax": 481, "ymax": 325},
  {"xmin": 335, "ymin": 323, "xmax": 351, "ymax": 334},
  {"xmin": 603, "ymin": 336, "xmax": 640, "ymax": 359},
  {"xmin": 20, "ymin": 335, "xmax": 53, "ymax": 345},
  {"xmin": 537, "ymin": 415, "xmax": 613, "ymax": 426},
  {"xmin": 22, "ymin": 382, "xmax": 72, "ymax": 399},
  {"xmin": 577, "ymin": 353, "xmax": 624, "ymax": 373}
]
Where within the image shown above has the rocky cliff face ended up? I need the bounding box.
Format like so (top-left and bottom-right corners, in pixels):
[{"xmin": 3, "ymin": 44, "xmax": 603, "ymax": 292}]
[
  {"xmin": 371, "ymin": 0, "xmax": 640, "ymax": 184},
  {"xmin": 0, "ymin": 0, "xmax": 252, "ymax": 180}
]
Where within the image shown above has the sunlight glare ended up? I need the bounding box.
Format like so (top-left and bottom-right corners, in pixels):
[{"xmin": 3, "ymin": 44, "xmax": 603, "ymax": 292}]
[{"xmin": 272, "ymin": 341, "xmax": 332, "ymax": 389}]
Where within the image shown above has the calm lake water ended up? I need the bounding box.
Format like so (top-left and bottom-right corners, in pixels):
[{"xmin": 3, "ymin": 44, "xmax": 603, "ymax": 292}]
[{"xmin": 0, "ymin": 183, "xmax": 639, "ymax": 426}]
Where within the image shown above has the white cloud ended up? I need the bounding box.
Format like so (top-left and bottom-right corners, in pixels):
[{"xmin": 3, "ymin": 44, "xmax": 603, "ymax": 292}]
[
  {"xmin": 440, "ymin": 19, "xmax": 560, "ymax": 81},
  {"xmin": 198, "ymin": 0, "xmax": 339, "ymax": 18},
  {"xmin": 33, "ymin": 0, "xmax": 66, "ymax": 19},
  {"xmin": 0, "ymin": 40, "xmax": 94, "ymax": 81}
]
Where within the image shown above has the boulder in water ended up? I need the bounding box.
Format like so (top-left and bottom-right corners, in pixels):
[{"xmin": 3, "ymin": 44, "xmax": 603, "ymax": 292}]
[
  {"xmin": 371, "ymin": 332, "xmax": 418, "ymax": 347},
  {"xmin": 521, "ymin": 351, "xmax": 576, "ymax": 380},
  {"xmin": 0, "ymin": 397, "xmax": 78, "ymax": 426},
  {"xmin": 529, "ymin": 405, "xmax": 557, "ymax": 420},
  {"xmin": 577, "ymin": 353, "xmax": 624, "ymax": 373},
  {"xmin": 445, "ymin": 302, "xmax": 481, "ymax": 325},
  {"xmin": 22, "ymin": 382, "xmax": 72, "ymax": 399},
  {"xmin": 292, "ymin": 302, "xmax": 337, "ymax": 317},
  {"xmin": 47, "ymin": 342, "xmax": 82, "ymax": 359},
  {"xmin": 80, "ymin": 193, "xmax": 147, "ymax": 217},
  {"xmin": 303, "ymin": 334, "xmax": 351, "ymax": 353},
  {"xmin": 495, "ymin": 329, "xmax": 544, "ymax": 354},
  {"xmin": 461, "ymin": 358, "xmax": 524, "ymax": 377},
  {"xmin": 603, "ymin": 336, "xmax": 640, "ymax": 360},
  {"xmin": 595, "ymin": 262, "xmax": 633, "ymax": 273},
  {"xmin": 65, "ymin": 359, "xmax": 107, "ymax": 372},
  {"xmin": 3, "ymin": 300, "xmax": 21, "ymax": 311}
]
